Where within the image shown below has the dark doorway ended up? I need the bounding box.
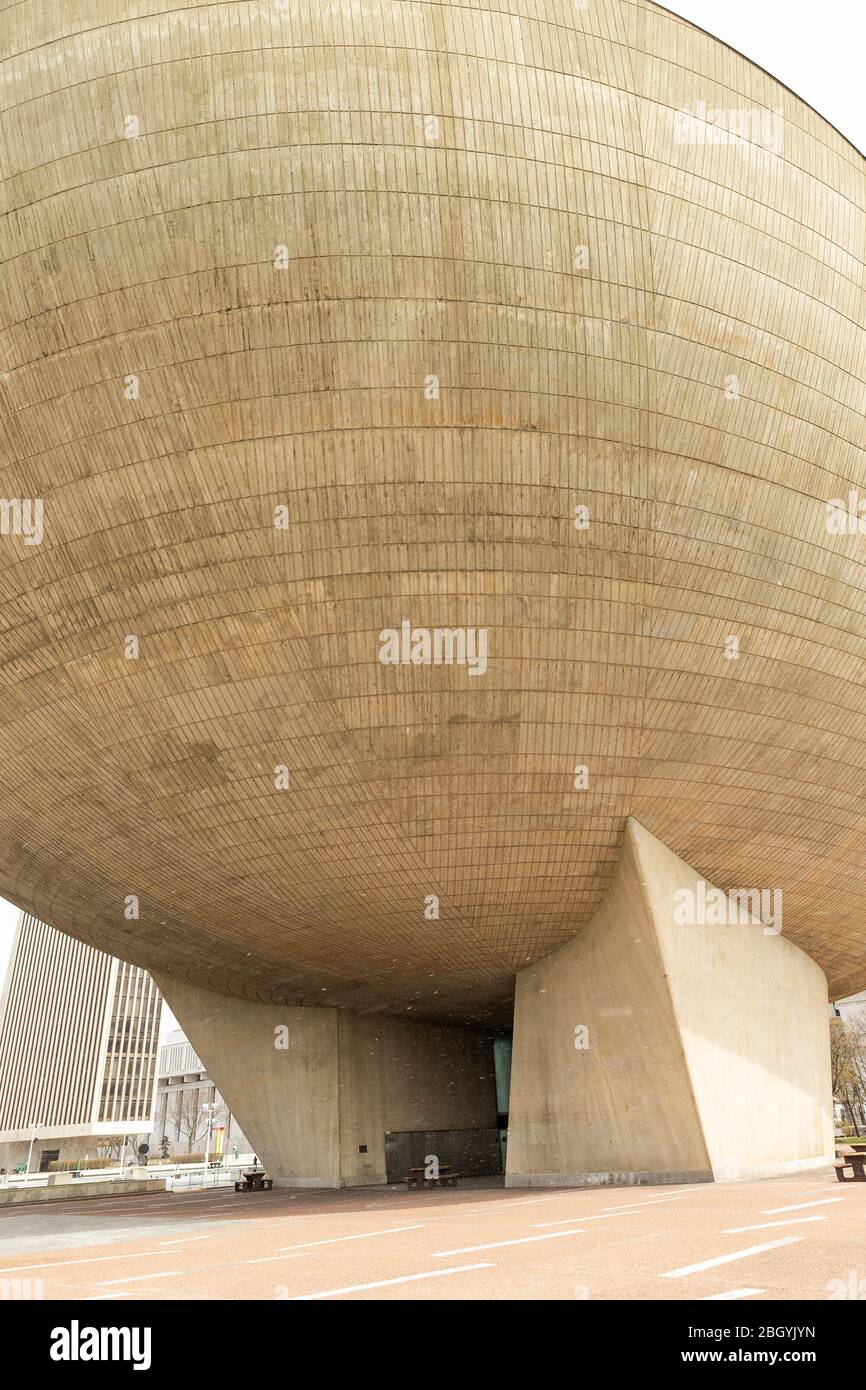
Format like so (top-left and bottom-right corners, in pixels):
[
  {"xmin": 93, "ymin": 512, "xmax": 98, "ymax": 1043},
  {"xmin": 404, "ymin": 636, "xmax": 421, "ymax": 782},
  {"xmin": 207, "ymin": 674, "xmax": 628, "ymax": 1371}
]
[{"xmin": 384, "ymin": 1127, "xmax": 502, "ymax": 1182}]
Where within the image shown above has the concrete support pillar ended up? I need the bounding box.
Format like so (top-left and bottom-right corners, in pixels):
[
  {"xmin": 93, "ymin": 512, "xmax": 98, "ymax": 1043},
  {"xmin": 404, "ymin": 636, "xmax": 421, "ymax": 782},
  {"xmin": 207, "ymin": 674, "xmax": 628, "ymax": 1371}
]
[
  {"xmin": 506, "ymin": 819, "xmax": 834, "ymax": 1187},
  {"xmin": 152, "ymin": 973, "xmax": 497, "ymax": 1187}
]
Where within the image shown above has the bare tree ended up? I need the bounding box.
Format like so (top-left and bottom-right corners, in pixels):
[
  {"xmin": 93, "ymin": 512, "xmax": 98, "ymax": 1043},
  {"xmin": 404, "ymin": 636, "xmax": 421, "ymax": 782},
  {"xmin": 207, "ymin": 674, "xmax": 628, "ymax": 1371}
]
[
  {"xmin": 95, "ymin": 1135, "xmax": 126, "ymax": 1160},
  {"xmin": 831, "ymin": 1018, "xmax": 866, "ymax": 1135},
  {"xmin": 170, "ymin": 1087, "xmax": 224, "ymax": 1153}
]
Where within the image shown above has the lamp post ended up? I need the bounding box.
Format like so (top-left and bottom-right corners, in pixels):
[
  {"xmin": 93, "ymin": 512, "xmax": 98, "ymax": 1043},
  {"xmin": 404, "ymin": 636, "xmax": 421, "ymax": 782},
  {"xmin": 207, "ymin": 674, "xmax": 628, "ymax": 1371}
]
[
  {"xmin": 202, "ymin": 1100, "xmax": 219, "ymax": 1186},
  {"xmin": 25, "ymin": 1124, "xmax": 38, "ymax": 1176}
]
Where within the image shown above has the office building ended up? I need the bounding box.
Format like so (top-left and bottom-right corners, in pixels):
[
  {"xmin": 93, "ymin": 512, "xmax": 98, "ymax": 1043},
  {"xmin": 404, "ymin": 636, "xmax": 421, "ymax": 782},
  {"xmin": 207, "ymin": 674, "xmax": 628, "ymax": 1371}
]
[{"xmin": 0, "ymin": 915, "xmax": 161, "ymax": 1171}]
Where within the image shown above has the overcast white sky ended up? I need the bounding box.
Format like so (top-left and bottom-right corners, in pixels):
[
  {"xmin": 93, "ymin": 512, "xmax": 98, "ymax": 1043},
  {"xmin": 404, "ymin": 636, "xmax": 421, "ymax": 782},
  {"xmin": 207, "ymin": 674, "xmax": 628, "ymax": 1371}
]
[
  {"xmin": 660, "ymin": 0, "xmax": 865, "ymax": 154},
  {"xmin": 0, "ymin": 0, "xmax": 861, "ymax": 998}
]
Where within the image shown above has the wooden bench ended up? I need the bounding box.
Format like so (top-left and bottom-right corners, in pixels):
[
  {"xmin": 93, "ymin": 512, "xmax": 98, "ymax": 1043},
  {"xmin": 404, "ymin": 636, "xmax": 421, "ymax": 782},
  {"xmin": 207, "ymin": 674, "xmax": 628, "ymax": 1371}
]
[
  {"xmin": 834, "ymin": 1146, "xmax": 866, "ymax": 1182},
  {"xmin": 405, "ymin": 1166, "xmax": 459, "ymax": 1190},
  {"xmin": 235, "ymin": 1170, "xmax": 273, "ymax": 1192}
]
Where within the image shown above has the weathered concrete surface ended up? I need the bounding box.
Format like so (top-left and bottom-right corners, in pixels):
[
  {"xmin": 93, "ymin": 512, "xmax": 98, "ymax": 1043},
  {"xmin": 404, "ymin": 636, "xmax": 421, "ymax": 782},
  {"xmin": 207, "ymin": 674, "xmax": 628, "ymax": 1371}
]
[
  {"xmin": 506, "ymin": 819, "xmax": 834, "ymax": 1186},
  {"xmin": 155, "ymin": 974, "xmax": 497, "ymax": 1186},
  {"xmin": 0, "ymin": 1178, "xmax": 165, "ymax": 1206},
  {"xmin": 3, "ymin": 4, "xmax": 866, "ymax": 1030}
]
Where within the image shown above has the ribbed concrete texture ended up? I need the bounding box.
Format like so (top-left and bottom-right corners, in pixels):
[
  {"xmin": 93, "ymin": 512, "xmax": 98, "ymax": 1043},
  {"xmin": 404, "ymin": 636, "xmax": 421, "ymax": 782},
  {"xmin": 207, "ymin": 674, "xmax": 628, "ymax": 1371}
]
[
  {"xmin": 506, "ymin": 820, "xmax": 834, "ymax": 1186},
  {"xmin": 1, "ymin": 0, "xmax": 865, "ymax": 1028},
  {"xmin": 154, "ymin": 973, "xmax": 497, "ymax": 1187}
]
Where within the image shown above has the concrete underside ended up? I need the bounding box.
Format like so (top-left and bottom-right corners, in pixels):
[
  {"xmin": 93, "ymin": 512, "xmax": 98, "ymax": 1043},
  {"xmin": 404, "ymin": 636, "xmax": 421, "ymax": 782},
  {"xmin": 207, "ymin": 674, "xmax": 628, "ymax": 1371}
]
[
  {"xmin": 152, "ymin": 973, "xmax": 498, "ymax": 1187},
  {"xmin": 506, "ymin": 820, "xmax": 834, "ymax": 1186},
  {"xmin": 158, "ymin": 820, "xmax": 833, "ymax": 1189}
]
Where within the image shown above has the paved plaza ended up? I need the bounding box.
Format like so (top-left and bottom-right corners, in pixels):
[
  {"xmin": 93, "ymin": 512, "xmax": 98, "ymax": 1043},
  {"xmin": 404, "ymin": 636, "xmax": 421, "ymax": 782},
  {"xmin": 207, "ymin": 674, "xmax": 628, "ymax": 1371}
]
[{"xmin": 0, "ymin": 1170, "xmax": 862, "ymax": 1302}]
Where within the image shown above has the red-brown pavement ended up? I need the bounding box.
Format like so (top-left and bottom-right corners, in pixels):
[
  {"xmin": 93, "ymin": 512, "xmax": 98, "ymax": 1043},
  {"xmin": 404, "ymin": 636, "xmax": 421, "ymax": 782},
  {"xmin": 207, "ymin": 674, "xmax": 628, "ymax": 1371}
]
[{"xmin": 0, "ymin": 1170, "xmax": 863, "ymax": 1301}]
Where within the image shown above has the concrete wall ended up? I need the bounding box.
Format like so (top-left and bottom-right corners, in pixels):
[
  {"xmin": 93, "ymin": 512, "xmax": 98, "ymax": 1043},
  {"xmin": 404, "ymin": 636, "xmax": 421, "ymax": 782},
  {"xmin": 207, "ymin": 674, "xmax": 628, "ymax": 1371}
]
[
  {"xmin": 507, "ymin": 819, "xmax": 834, "ymax": 1186},
  {"xmin": 506, "ymin": 821, "xmax": 714, "ymax": 1185},
  {"xmin": 154, "ymin": 974, "xmax": 497, "ymax": 1186},
  {"xmin": 643, "ymin": 828, "xmax": 834, "ymax": 1179},
  {"xmin": 337, "ymin": 1012, "xmax": 496, "ymax": 1185},
  {"xmin": 0, "ymin": 1178, "xmax": 165, "ymax": 1207}
]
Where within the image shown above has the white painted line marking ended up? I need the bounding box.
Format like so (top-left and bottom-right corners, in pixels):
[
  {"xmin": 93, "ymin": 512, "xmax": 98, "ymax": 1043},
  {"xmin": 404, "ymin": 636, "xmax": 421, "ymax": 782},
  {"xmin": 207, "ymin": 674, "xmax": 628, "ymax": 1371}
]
[
  {"xmin": 85, "ymin": 1292, "xmax": 134, "ymax": 1300},
  {"xmin": 100, "ymin": 1252, "xmax": 306, "ymax": 1280},
  {"xmin": 292, "ymin": 1263, "xmax": 494, "ymax": 1300},
  {"xmin": 433, "ymin": 1229, "xmax": 586, "ymax": 1256},
  {"xmin": 158, "ymin": 1233, "xmax": 217, "ymax": 1247},
  {"xmin": 419, "ymin": 1195, "xmax": 576, "ymax": 1217},
  {"xmin": 661, "ymin": 1237, "xmax": 802, "ymax": 1279},
  {"xmin": 763, "ymin": 1198, "xmax": 843, "ymax": 1214},
  {"xmin": 0, "ymin": 1250, "xmax": 181, "ymax": 1275},
  {"xmin": 535, "ymin": 1210, "xmax": 643, "ymax": 1227},
  {"xmin": 275, "ymin": 1223, "xmax": 425, "ymax": 1251},
  {"xmin": 100, "ymin": 1270, "xmax": 184, "ymax": 1286},
  {"xmin": 722, "ymin": 1216, "xmax": 827, "ymax": 1234},
  {"xmin": 535, "ymin": 1195, "xmax": 690, "ymax": 1227},
  {"xmin": 702, "ymin": 1288, "xmax": 764, "ymax": 1301},
  {"xmin": 599, "ymin": 1195, "xmax": 691, "ymax": 1211},
  {"xmin": 243, "ymin": 1254, "xmax": 307, "ymax": 1265},
  {"xmin": 489, "ymin": 1195, "xmax": 576, "ymax": 1207}
]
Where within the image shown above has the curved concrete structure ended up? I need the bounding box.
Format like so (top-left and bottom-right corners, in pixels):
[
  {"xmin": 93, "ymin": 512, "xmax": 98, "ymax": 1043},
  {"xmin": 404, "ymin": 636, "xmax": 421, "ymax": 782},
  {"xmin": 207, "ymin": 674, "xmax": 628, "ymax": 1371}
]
[
  {"xmin": 506, "ymin": 820, "xmax": 834, "ymax": 1186},
  {"xmin": 0, "ymin": 1, "xmax": 861, "ymax": 1182}
]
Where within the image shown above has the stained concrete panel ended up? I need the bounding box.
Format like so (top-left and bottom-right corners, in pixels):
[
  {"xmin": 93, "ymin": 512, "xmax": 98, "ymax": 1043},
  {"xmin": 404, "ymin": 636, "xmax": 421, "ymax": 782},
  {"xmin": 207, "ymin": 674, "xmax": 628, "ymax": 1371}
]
[
  {"xmin": 506, "ymin": 819, "xmax": 834, "ymax": 1186},
  {"xmin": 154, "ymin": 975, "xmax": 341, "ymax": 1186},
  {"xmin": 156, "ymin": 974, "xmax": 497, "ymax": 1186}
]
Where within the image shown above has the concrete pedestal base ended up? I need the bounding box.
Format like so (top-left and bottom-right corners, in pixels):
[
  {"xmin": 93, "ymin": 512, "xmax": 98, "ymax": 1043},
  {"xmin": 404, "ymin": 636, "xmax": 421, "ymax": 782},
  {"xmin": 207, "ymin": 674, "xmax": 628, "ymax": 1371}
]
[
  {"xmin": 152, "ymin": 974, "xmax": 497, "ymax": 1187},
  {"xmin": 506, "ymin": 819, "xmax": 834, "ymax": 1187}
]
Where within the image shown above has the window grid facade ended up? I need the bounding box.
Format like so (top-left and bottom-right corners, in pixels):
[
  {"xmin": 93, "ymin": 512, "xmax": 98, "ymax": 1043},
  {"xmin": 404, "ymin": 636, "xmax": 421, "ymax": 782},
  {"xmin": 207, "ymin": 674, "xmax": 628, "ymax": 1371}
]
[{"xmin": 0, "ymin": 914, "xmax": 161, "ymax": 1141}]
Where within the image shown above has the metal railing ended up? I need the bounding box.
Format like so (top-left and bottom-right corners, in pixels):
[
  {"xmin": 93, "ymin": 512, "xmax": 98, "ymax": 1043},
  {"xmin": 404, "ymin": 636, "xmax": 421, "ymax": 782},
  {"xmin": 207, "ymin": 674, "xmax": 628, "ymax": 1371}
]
[{"xmin": 0, "ymin": 1157, "xmax": 256, "ymax": 1191}]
